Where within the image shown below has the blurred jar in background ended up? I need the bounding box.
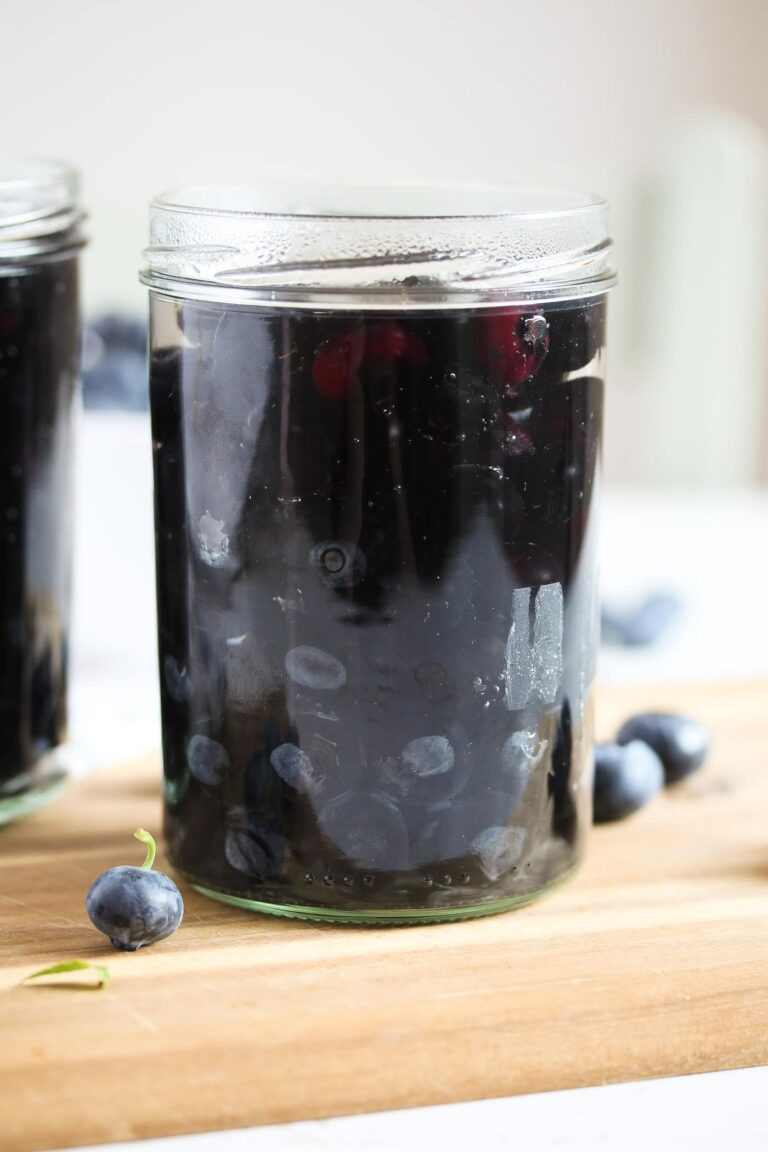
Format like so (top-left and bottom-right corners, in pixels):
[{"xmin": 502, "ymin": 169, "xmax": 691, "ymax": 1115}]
[{"xmin": 0, "ymin": 157, "xmax": 84, "ymax": 822}]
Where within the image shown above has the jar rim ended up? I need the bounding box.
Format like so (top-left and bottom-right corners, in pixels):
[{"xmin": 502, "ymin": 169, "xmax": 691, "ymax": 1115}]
[
  {"xmin": 142, "ymin": 179, "xmax": 615, "ymax": 308},
  {"xmin": 0, "ymin": 153, "xmax": 85, "ymax": 261},
  {"xmin": 151, "ymin": 180, "xmax": 607, "ymax": 223}
]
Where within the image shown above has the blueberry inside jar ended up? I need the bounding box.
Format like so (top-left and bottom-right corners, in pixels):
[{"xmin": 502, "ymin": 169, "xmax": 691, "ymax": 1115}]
[
  {"xmin": 141, "ymin": 183, "xmax": 615, "ymax": 922},
  {"xmin": 0, "ymin": 157, "xmax": 84, "ymax": 819}
]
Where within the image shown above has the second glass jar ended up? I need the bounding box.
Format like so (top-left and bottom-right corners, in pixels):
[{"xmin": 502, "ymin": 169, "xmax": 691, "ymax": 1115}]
[
  {"xmin": 0, "ymin": 156, "xmax": 83, "ymax": 823},
  {"xmin": 142, "ymin": 184, "xmax": 615, "ymax": 922}
]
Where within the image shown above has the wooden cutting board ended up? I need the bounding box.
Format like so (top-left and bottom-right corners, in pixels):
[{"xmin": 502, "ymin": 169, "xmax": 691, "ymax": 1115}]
[{"xmin": 1, "ymin": 681, "xmax": 768, "ymax": 1152}]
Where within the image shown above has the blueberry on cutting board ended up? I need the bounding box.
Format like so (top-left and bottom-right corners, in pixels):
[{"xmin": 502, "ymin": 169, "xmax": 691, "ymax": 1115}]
[
  {"xmin": 593, "ymin": 741, "xmax": 664, "ymax": 823},
  {"xmin": 86, "ymin": 829, "xmax": 183, "ymax": 951},
  {"xmin": 616, "ymin": 712, "xmax": 710, "ymax": 784}
]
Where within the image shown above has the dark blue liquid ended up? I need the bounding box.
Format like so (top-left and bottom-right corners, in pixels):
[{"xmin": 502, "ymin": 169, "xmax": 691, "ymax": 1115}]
[
  {"xmin": 0, "ymin": 259, "xmax": 79, "ymax": 790},
  {"xmin": 150, "ymin": 297, "xmax": 605, "ymax": 915}
]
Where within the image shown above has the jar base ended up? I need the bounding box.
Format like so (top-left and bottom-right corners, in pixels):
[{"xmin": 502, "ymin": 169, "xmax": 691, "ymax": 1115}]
[
  {"xmin": 191, "ymin": 866, "xmax": 577, "ymax": 926},
  {"xmin": 0, "ymin": 752, "xmax": 69, "ymax": 827}
]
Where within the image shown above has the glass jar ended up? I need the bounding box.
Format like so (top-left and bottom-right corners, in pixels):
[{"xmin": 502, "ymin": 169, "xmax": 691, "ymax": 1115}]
[
  {"xmin": 141, "ymin": 182, "xmax": 615, "ymax": 922},
  {"xmin": 0, "ymin": 157, "xmax": 84, "ymax": 824}
]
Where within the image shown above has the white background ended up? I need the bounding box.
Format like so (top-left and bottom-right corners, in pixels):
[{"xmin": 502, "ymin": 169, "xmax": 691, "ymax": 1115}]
[
  {"xmin": 2, "ymin": 0, "xmax": 768, "ymax": 482},
  {"xmin": 0, "ymin": 0, "xmax": 765, "ymax": 317}
]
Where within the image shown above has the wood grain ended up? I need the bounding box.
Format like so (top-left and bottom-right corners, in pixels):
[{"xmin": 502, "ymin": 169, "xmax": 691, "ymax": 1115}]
[{"xmin": 1, "ymin": 681, "xmax": 767, "ymax": 1152}]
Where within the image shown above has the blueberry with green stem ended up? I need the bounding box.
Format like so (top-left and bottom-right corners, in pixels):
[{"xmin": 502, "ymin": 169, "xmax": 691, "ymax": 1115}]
[{"xmin": 86, "ymin": 829, "xmax": 184, "ymax": 951}]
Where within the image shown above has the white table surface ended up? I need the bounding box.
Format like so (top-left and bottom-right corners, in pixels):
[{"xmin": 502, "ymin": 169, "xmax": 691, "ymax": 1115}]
[{"xmin": 61, "ymin": 412, "xmax": 768, "ymax": 1151}]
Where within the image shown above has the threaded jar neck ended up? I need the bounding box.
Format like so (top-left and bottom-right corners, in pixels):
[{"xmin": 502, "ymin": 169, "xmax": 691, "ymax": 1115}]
[
  {"xmin": 141, "ymin": 181, "xmax": 615, "ymax": 309},
  {"xmin": 0, "ymin": 155, "xmax": 85, "ymax": 266}
]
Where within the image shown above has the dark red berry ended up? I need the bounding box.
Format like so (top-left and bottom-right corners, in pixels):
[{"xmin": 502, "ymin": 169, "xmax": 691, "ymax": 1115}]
[
  {"xmin": 312, "ymin": 323, "xmax": 426, "ymax": 400},
  {"xmin": 312, "ymin": 330, "xmax": 365, "ymax": 400},
  {"xmin": 480, "ymin": 310, "xmax": 550, "ymax": 389},
  {"xmin": 365, "ymin": 321, "xmax": 427, "ymax": 365}
]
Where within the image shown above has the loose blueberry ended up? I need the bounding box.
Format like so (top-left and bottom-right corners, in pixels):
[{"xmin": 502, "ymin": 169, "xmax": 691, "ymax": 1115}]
[
  {"xmin": 616, "ymin": 712, "xmax": 709, "ymax": 784},
  {"xmin": 601, "ymin": 592, "xmax": 682, "ymax": 647},
  {"xmin": 593, "ymin": 741, "xmax": 664, "ymax": 823},
  {"xmin": 86, "ymin": 829, "xmax": 183, "ymax": 951}
]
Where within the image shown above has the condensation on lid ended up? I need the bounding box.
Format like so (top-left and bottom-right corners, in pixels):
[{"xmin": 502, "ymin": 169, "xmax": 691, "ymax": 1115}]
[{"xmin": 141, "ymin": 179, "xmax": 616, "ymax": 307}]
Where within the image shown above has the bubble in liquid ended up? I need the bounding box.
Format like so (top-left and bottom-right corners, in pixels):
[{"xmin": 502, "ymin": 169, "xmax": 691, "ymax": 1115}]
[
  {"xmin": 187, "ymin": 734, "xmax": 230, "ymax": 785},
  {"xmin": 310, "ymin": 540, "xmax": 367, "ymax": 588},
  {"xmin": 472, "ymin": 825, "xmax": 526, "ymax": 881},
  {"xmin": 284, "ymin": 645, "xmax": 347, "ymax": 691}
]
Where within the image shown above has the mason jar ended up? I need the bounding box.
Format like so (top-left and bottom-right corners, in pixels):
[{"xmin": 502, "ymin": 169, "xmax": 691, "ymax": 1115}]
[
  {"xmin": 0, "ymin": 157, "xmax": 84, "ymax": 824},
  {"xmin": 141, "ymin": 183, "xmax": 615, "ymax": 922}
]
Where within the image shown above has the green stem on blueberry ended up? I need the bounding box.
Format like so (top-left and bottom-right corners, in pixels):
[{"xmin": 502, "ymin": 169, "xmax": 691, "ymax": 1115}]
[
  {"xmin": 134, "ymin": 828, "xmax": 156, "ymax": 871},
  {"xmin": 22, "ymin": 960, "xmax": 110, "ymax": 990}
]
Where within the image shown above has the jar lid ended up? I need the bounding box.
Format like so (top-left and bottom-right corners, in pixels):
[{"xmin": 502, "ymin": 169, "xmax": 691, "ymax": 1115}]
[
  {"xmin": 0, "ymin": 155, "xmax": 85, "ymax": 262},
  {"xmin": 141, "ymin": 180, "xmax": 615, "ymax": 309}
]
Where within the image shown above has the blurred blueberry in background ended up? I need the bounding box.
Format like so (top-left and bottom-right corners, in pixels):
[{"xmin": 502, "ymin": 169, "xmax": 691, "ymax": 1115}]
[
  {"xmin": 601, "ymin": 591, "xmax": 683, "ymax": 648},
  {"xmin": 82, "ymin": 315, "xmax": 148, "ymax": 410}
]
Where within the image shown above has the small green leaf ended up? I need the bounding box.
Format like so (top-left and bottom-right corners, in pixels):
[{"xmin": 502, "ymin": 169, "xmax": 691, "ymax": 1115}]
[
  {"xmin": 22, "ymin": 960, "xmax": 110, "ymax": 990},
  {"xmin": 134, "ymin": 827, "xmax": 156, "ymax": 871}
]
